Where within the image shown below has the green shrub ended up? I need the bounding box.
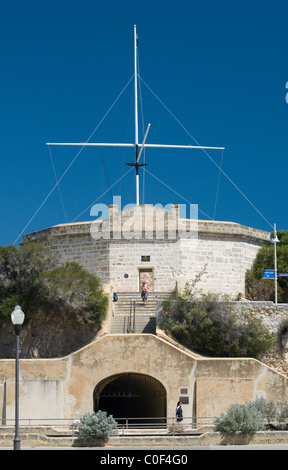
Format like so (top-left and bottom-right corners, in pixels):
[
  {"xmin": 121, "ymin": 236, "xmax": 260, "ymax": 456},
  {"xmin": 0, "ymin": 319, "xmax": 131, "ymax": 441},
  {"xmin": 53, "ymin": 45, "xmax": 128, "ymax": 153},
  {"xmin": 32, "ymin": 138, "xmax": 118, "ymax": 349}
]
[
  {"xmin": 251, "ymin": 397, "xmax": 278, "ymax": 423},
  {"xmin": 160, "ymin": 292, "xmax": 274, "ymax": 358},
  {"xmin": 278, "ymin": 403, "xmax": 288, "ymax": 422},
  {"xmin": 215, "ymin": 398, "xmax": 288, "ymax": 435},
  {"xmin": 214, "ymin": 402, "xmax": 265, "ymax": 435},
  {"xmin": 44, "ymin": 262, "xmax": 108, "ymax": 324},
  {"xmin": 0, "ymin": 294, "xmax": 21, "ymax": 321},
  {"xmin": 78, "ymin": 411, "xmax": 118, "ymax": 440},
  {"xmin": 245, "ymin": 233, "xmax": 288, "ymax": 302},
  {"xmin": 0, "ymin": 244, "xmax": 55, "ymax": 319},
  {"xmin": 0, "ymin": 244, "xmax": 108, "ymax": 326}
]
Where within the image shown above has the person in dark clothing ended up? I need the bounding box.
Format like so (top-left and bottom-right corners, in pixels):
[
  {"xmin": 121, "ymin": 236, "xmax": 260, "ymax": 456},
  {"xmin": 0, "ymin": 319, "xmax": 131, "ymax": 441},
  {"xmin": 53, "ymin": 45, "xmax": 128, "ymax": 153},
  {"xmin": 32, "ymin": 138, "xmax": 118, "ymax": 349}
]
[{"xmin": 176, "ymin": 401, "xmax": 183, "ymax": 423}]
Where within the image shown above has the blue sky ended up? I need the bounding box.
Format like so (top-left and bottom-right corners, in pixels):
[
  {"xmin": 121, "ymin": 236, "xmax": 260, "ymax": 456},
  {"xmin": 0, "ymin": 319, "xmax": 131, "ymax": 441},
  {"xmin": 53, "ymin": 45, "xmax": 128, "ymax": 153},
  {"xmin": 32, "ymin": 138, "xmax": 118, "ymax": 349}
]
[{"xmin": 1, "ymin": 0, "xmax": 288, "ymax": 246}]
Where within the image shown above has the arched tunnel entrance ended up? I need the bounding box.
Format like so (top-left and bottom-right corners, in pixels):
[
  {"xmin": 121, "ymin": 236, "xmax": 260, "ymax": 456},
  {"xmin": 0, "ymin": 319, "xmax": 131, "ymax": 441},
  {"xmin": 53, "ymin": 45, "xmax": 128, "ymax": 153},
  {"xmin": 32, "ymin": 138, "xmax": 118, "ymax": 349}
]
[{"xmin": 93, "ymin": 373, "xmax": 167, "ymax": 425}]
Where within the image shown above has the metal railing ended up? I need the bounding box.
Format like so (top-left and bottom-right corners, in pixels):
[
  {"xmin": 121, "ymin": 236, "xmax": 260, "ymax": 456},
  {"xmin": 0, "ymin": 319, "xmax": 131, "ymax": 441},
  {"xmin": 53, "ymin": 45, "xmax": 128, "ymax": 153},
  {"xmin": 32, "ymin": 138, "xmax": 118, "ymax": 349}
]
[
  {"xmin": 0, "ymin": 416, "xmax": 216, "ymax": 436},
  {"xmin": 1, "ymin": 418, "xmax": 77, "ymax": 430},
  {"xmin": 114, "ymin": 416, "xmax": 215, "ymax": 434},
  {"xmin": 128, "ymin": 301, "xmax": 136, "ymax": 333}
]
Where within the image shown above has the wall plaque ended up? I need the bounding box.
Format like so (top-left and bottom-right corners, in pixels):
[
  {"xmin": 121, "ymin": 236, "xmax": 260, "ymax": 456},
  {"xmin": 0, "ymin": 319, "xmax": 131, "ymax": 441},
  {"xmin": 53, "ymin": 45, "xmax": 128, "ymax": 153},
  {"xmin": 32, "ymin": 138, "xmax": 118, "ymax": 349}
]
[
  {"xmin": 141, "ymin": 256, "xmax": 150, "ymax": 262},
  {"xmin": 179, "ymin": 397, "xmax": 189, "ymax": 405}
]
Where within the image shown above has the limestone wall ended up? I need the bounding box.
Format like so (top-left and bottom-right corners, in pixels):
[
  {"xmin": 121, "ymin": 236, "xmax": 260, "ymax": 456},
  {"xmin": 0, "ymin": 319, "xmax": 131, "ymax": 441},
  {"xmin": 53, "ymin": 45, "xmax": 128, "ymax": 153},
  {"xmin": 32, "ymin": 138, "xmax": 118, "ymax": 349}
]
[
  {"xmin": 1, "ymin": 334, "xmax": 288, "ymax": 424},
  {"xmin": 23, "ymin": 205, "xmax": 270, "ymax": 298},
  {"xmin": 231, "ymin": 301, "xmax": 288, "ymax": 333}
]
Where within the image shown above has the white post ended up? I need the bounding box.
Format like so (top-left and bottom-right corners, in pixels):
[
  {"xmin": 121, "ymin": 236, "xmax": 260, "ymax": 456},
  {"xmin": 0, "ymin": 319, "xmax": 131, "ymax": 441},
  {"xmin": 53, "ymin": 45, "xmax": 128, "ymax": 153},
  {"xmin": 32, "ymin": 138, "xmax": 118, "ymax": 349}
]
[
  {"xmin": 274, "ymin": 223, "xmax": 278, "ymax": 304},
  {"xmin": 134, "ymin": 25, "xmax": 139, "ymax": 148},
  {"xmin": 134, "ymin": 25, "xmax": 139, "ymax": 205},
  {"xmin": 136, "ymin": 176, "xmax": 139, "ymax": 206}
]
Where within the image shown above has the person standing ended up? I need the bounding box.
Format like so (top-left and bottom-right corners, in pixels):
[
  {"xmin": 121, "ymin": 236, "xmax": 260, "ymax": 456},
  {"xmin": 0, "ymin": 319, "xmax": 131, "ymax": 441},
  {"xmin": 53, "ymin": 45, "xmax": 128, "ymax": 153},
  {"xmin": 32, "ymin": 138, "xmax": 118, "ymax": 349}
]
[
  {"xmin": 176, "ymin": 401, "xmax": 183, "ymax": 424},
  {"xmin": 141, "ymin": 282, "xmax": 148, "ymax": 305}
]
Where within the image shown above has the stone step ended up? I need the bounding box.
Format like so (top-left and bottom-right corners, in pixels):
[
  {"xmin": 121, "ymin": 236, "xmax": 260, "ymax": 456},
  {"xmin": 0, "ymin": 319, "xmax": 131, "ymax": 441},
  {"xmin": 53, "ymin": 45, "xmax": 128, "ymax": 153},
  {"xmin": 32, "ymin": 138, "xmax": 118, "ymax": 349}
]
[
  {"xmin": 110, "ymin": 291, "xmax": 169, "ymax": 334},
  {"xmin": 110, "ymin": 315, "xmax": 156, "ymax": 334},
  {"xmin": 112, "ymin": 292, "xmax": 168, "ymax": 307},
  {"xmin": 113, "ymin": 303, "xmax": 156, "ymax": 314},
  {"xmin": 113, "ymin": 291, "xmax": 169, "ymax": 298}
]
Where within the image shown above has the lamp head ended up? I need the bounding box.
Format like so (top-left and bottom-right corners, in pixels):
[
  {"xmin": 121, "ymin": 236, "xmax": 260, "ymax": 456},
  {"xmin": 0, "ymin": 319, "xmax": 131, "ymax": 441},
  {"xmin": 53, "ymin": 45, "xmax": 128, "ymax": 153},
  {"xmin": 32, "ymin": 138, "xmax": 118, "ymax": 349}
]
[
  {"xmin": 11, "ymin": 305, "xmax": 25, "ymax": 326},
  {"xmin": 272, "ymin": 235, "xmax": 280, "ymax": 243}
]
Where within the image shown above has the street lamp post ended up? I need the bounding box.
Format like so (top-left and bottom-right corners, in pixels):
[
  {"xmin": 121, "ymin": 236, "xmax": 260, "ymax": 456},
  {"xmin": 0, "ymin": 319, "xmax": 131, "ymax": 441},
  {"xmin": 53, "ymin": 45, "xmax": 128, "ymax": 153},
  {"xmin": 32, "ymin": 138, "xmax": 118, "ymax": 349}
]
[
  {"xmin": 11, "ymin": 305, "xmax": 25, "ymax": 451},
  {"xmin": 272, "ymin": 224, "xmax": 280, "ymax": 305}
]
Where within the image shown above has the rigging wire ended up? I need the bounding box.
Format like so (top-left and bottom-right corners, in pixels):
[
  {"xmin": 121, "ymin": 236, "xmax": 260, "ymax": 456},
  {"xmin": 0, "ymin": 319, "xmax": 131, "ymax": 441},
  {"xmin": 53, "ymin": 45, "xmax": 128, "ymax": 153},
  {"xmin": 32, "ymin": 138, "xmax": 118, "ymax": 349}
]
[
  {"xmin": 100, "ymin": 147, "xmax": 113, "ymax": 200},
  {"xmin": 213, "ymin": 148, "xmax": 224, "ymax": 220},
  {"xmin": 13, "ymin": 61, "xmax": 274, "ymax": 244},
  {"xmin": 144, "ymin": 167, "xmax": 211, "ymax": 220},
  {"xmin": 48, "ymin": 145, "xmax": 68, "ymax": 223},
  {"xmin": 71, "ymin": 166, "xmax": 134, "ymax": 222},
  {"xmin": 13, "ymin": 75, "xmax": 134, "ymax": 245},
  {"xmin": 139, "ymin": 76, "xmax": 274, "ymax": 230}
]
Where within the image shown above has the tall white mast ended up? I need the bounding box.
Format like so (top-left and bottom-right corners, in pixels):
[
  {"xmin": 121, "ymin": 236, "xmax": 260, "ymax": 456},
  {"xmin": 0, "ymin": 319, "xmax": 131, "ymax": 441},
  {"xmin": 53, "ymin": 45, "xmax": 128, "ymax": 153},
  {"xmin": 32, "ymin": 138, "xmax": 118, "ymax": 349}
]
[
  {"xmin": 47, "ymin": 25, "xmax": 225, "ymax": 207},
  {"xmin": 134, "ymin": 25, "xmax": 140, "ymax": 205}
]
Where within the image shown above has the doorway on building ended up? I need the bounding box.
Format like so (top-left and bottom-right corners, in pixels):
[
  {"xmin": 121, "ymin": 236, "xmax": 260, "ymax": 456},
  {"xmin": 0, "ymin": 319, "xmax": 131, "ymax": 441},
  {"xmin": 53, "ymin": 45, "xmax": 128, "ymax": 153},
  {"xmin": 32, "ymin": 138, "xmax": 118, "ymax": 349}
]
[
  {"xmin": 139, "ymin": 268, "xmax": 154, "ymax": 292},
  {"xmin": 93, "ymin": 373, "xmax": 166, "ymax": 425}
]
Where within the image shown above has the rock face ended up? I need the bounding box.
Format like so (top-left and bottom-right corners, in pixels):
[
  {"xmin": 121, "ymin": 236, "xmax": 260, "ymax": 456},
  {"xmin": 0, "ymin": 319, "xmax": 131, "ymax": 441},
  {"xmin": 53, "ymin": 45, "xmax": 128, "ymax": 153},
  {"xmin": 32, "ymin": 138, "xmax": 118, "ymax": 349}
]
[
  {"xmin": 1, "ymin": 300, "xmax": 288, "ymax": 369},
  {"xmin": 231, "ymin": 301, "xmax": 288, "ymax": 376}
]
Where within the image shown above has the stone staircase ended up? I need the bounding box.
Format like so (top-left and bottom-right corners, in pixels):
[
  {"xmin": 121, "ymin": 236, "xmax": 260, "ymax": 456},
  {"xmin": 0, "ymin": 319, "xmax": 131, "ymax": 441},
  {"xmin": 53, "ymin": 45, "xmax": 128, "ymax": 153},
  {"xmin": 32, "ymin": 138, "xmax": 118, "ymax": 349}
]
[{"xmin": 110, "ymin": 291, "xmax": 168, "ymax": 334}]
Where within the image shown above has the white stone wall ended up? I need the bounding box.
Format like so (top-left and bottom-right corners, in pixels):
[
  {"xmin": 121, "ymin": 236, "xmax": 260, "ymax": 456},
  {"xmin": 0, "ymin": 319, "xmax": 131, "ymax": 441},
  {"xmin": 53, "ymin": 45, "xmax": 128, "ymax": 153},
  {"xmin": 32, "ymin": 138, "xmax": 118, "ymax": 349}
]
[
  {"xmin": 187, "ymin": 238, "xmax": 261, "ymax": 297},
  {"xmin": 38, "ymin": 236, "xmax": 110, "ymax": 284},
  {"xmin": 108, "ymin": 238, "xmax": 181, "ymax": 292},
  {"xmin": 23, "ymin": 206, "xmax": 270, "ymax": 298}
]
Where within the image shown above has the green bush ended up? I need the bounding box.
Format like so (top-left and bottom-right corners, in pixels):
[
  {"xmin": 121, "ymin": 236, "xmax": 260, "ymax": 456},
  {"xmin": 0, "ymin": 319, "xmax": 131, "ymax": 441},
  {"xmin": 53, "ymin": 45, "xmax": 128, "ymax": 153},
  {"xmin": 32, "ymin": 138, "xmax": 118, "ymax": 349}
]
[
  {"xmin": 44, "ymin": 262, "xmax": 108, "ymax": 324},
  {"xmin": 251, "ymin": 397, "xmax": 278, "ymax": 423},
  {"xmin": 278, "ymin": 403, "xmax": 288, "ymax": 422},
  {"xmin": 245, "ymin": 231, "xmax": 288, "ymax": 302},
  {"xmin": 0, "ymin": 244, "xmax": 108, "ymax": 326},
  {"xmin": 78, "ymin": 411, "xmax": 118, "ymax": 440},
  {"xmin": 0, "ymin": 244, "xmax": 55, "ymax": 319},
  {"xmin": 214, "ymin": 402, "xmax": 265, "ymax": 435},
  {"xmin": 159, "ymin": 292, "xmax": 274, "ymax": 358},
  {"xmin": 213, "ymin": 397, "xmax": 288, "ymax": 435}
]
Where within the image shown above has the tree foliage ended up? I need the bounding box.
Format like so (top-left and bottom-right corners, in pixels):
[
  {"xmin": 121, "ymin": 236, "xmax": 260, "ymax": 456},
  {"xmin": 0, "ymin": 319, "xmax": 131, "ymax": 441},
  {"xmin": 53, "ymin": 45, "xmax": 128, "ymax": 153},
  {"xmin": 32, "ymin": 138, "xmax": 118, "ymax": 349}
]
[
  {"xmin": 44, "ymin": 261, "xmax": 108, "ymax": 324},
  {"xmin": 0, "ymin": 244, "xmax": 55, "ymax": 319},
  {"xmin": 159, "ymin": 292, "xmax": 274, "ymax": 358},
  {"xmin": 246, "ymin": 230, "xmax": 288, "ymax": 302},
  {"xmin": 0, "ymin": 243, "xmax": 107, "ymax": 325}
]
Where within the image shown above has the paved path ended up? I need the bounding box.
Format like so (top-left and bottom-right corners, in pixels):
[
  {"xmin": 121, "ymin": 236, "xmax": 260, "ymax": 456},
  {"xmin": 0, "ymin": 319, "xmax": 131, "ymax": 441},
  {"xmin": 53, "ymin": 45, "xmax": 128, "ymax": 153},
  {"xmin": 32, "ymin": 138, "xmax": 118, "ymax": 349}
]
[{"xmin": 3, "ymin": 444, "xmax": 288, "ymax": 450}]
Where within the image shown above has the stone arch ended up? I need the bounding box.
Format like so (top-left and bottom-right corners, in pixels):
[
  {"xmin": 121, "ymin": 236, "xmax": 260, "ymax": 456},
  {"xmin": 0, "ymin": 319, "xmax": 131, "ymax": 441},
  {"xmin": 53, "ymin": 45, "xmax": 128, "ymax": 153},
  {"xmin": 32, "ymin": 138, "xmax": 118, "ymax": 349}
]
[{"xmin": 93, "ymin": 372, "xmax": 167, "ymax": 424}]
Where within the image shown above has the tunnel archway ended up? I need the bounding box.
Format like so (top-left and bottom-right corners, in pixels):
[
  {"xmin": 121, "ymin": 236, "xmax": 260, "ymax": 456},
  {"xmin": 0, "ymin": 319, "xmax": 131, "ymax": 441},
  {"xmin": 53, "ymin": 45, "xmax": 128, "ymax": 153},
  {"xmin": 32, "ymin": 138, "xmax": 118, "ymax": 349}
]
[{"xmin": 93, "ymin": 373, "xmax": 166, "ymax": 424}]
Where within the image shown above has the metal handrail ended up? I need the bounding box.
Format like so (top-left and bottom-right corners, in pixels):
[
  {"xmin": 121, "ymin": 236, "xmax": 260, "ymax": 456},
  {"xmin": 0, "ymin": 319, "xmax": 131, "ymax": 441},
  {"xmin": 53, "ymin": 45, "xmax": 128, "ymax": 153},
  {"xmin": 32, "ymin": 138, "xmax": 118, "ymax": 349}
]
[
  {"xmin": 128, "ymin": 301, "xmax": 136, "ymax": 333},
  {"xmin": 1, "ymin": 415, "xmax": 216, "ymax": 433}
]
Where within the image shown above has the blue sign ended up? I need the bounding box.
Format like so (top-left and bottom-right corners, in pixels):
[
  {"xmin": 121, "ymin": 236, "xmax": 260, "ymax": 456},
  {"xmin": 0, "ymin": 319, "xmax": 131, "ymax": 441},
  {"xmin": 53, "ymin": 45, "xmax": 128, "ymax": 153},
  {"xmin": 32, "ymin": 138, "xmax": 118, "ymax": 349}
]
[
  {"xmin": 263, "ymin": 270, "xmax": 275, "ymax": 279},
  {"xmin": 263, "ymin": 270, "xmax": 288, "ymax": 279}
]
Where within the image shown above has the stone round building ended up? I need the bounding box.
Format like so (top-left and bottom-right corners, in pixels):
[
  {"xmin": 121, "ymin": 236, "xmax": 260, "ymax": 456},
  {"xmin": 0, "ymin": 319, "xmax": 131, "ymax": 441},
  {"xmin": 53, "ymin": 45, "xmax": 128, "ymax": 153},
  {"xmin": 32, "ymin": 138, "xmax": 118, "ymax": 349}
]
[{"xmin": 23, "ymin": 203, "xmax": 270, "ymax": 298}]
